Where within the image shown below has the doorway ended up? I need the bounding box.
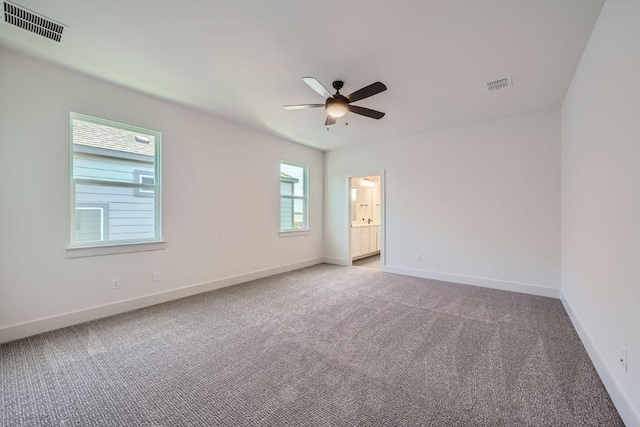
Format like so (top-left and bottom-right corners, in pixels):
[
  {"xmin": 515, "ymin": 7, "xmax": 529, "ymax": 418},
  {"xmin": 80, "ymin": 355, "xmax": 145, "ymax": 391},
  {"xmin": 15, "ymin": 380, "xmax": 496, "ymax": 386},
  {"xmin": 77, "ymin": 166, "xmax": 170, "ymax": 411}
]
[{"xmin": 349, "ymin": 175, "xmax": 382, "ymax": 270}]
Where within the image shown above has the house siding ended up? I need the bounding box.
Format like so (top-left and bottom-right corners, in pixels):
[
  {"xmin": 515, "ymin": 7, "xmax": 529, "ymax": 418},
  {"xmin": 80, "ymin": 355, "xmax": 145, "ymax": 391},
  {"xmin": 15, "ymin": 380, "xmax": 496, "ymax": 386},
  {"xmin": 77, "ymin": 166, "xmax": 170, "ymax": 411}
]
[{"xmin": 73, "ymin": 153, "xmax": 155, "ymax": 242}]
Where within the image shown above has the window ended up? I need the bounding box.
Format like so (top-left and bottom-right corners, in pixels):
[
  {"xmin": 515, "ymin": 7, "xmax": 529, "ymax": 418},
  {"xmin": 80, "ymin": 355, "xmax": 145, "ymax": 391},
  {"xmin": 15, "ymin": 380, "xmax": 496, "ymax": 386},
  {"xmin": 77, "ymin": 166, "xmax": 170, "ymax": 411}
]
[
  {"xmin": 280, "ymin": 161, "xmax": 309, "ymax": 232},
  {"xmin": 75, "ymin": 204, "xmax": 108, "ymax": 243},
  {"xmin": 70, "ymin": 113, "xmax": 162, "ymax": 247},
  {"xmin": 134, "ymin": 170, "xmax": 155, "ymax": 197}
]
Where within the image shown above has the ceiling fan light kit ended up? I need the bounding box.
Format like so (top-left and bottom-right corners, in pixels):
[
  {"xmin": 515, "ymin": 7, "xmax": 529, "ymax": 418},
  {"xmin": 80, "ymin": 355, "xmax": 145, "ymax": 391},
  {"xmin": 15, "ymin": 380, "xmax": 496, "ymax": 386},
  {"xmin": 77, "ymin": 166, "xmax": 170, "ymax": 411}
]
[
  {"xmin": 284, "ymin": 77, "xmax": 387, "ymax": 126},
  {"xmin": 326, "ymin": 98, "xmax": 348, "ymax": 118}
]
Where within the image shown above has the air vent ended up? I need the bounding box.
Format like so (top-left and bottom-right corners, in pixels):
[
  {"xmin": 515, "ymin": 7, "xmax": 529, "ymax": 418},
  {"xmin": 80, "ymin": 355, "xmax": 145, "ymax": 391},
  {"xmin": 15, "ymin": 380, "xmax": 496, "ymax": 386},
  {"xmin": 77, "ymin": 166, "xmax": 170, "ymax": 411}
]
[
  {"xmin": 2, "ymin": 1, "xmax": 66, "ymax": 42},
  {"xmin": 486, "ymin": 76, "xmax": 512, "ymax": 92}
]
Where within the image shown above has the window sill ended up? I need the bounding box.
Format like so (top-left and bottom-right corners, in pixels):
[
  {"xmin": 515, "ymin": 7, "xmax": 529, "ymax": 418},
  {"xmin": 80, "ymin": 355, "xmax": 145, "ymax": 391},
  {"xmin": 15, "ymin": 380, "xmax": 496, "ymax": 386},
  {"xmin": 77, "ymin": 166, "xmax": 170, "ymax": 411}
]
[
  {"xmin": 65, "ymin": 241, "xmax": 167, "ymax": 258},
  {"xmin": 279, "ymin": 230, "xmax": 310, "ymax": 238}
]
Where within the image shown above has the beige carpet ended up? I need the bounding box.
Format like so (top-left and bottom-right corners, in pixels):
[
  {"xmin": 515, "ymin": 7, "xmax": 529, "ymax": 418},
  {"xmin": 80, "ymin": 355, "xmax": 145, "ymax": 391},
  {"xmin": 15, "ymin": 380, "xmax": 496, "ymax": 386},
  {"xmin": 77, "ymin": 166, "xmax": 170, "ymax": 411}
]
[{"xmin": 0, "ymin": 264, "xmax": 623, "ymax": 426}]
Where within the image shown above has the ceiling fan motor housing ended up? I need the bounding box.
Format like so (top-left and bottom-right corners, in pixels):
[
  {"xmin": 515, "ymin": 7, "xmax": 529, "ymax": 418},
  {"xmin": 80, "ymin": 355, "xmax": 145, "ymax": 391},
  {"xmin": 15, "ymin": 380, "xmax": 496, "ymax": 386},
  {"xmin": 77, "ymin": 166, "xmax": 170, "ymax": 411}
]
[{"xmin": 326, "ymin": 95, "xmax": 348, "ymax": 108}]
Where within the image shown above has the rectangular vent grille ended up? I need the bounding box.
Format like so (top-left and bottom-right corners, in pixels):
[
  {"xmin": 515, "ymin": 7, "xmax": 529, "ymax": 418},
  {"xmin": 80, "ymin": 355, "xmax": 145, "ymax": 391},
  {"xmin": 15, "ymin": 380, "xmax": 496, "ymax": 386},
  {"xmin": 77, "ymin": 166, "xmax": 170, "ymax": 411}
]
[
  {"xmin": 487, "ymin": 76, "xmax": 512, "ymax": 92},
  {"xmin": 3, "ymin": 1, "xmax": 65, "ymax": 42}
]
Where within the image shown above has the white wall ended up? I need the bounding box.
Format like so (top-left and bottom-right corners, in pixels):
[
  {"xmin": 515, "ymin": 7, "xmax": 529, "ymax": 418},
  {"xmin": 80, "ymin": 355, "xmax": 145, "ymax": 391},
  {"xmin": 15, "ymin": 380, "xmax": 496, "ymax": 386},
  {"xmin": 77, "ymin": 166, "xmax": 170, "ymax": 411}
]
[
  {"xmin": 0, "ymin": 48, "xmax": 323, "ymax": 342},
  {"xmin": 325, "ymin": 110, "xmax": 561, "ymax": 296},
  {"xmin": 561, "ymin": 0, "xmax": 640, "ymax": 424}
]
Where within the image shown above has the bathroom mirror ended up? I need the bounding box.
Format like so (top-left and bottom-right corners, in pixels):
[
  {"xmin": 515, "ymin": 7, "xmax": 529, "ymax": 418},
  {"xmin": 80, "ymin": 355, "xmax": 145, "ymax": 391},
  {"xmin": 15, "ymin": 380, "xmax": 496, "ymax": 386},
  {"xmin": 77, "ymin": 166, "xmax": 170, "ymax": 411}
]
[{"xmin": 350, "ymin": 176, "xmax": 381, "ymax": 225}]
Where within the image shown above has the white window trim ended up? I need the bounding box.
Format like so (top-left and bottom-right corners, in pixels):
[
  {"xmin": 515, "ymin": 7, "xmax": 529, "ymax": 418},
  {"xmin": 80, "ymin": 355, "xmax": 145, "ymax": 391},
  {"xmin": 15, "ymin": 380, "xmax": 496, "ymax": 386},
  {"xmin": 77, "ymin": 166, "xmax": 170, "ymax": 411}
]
[
  {"xmin": 279, "ymin": 160, "xmax": 310, "ymax": 235},
  {"xmin": 68, "ymin": 112, "xmax": 164, "ymax": 256},
  {"xmin": 138, "ymin": 174, "xmax": 155, "ymax": 193},
  {"xmin": 65, "ymin": 241, "xmax": 167, "ymax": 259},
  {"xmin": 278, "ymin": 230, "xmax": 311, "ymax": 238},
  {"xmin": 134, "ymin": 169, "xmax": 155, "ymax": 196}
]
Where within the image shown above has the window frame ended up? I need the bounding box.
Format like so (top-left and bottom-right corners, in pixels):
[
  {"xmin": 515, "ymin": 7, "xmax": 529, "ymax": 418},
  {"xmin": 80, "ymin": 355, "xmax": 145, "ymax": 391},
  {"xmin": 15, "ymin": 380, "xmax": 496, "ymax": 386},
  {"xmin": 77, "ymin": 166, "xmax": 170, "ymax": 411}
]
[
  {"xmin": 68, "ymin": 112, "xmax": 163, "ymax": 252},
  {"xmin": 74, "ymin": 203, "xmax": 109, "ymax": 243},
  {"xmin": 279, "ymin": 160, "xmax": 310, "ymax": 235},
  {"xmin": 134, "ymin": 169, "xmax": 155, "ymax": 197}
]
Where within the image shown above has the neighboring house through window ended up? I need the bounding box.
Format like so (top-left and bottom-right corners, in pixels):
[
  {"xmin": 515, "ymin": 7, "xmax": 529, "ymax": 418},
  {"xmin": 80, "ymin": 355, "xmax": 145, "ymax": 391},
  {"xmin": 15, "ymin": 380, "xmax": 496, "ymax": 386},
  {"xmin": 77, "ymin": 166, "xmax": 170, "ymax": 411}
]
[
  {"xmin": 280, "ymin": 161, "xmax": 309, "ymax": 232},
  {"xmin": 134, "ymin": 170, "xmax": 155, "ymax": 197},
  {"xmin": 70, "ymin": 113, "xmax": 162, "ymax": 246},
  {"xmin": 74, "ymin": 204, "xmax": 109, "ymax": 243}
]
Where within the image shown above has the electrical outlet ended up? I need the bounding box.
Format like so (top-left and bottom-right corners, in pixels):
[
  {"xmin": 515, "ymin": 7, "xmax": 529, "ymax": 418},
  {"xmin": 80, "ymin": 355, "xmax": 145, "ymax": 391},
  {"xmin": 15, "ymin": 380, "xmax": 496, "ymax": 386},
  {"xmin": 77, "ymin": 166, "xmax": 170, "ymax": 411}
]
[
  {"xmin": 416, "ymin": 254, "xmax": 422, "ymax": 262},
  {"xmin": 112, "ymin": 278, "xmax": 120, "ymax": 290},
  {"xmin": 153, "ymin": 272, "xmax": 161, "ymax": 282},
  {"xmin": 619, "ymin": 347, "xmax": 628, "ymax": 372}
]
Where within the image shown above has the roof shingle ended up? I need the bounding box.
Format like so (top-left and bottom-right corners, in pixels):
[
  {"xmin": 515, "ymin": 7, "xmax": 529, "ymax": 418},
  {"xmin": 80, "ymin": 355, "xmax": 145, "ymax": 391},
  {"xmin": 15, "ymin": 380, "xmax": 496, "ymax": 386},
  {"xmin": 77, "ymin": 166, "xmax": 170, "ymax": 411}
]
[{"xmin": 73, "ymin": 119, "xmax": 155, "ymax": 157}]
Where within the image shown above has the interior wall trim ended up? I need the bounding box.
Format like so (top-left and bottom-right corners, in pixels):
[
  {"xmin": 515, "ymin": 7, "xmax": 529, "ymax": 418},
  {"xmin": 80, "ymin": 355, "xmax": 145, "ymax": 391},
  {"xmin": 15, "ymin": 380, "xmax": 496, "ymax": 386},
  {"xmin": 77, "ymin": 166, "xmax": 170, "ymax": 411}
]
[
  {"xmin": 561, "ymin": 290, "xmax": 640, "ymax": 427},
  {"xmin": 0, "ymin": 258, "xmax": 323, "ymax": 344},
  {"xmin": 322, "ymin": 257, "xmax": 351, "ymax": 266},
  {"xmin": 382, "ymin": 265, "xmax": 560, "ymax": 298}
]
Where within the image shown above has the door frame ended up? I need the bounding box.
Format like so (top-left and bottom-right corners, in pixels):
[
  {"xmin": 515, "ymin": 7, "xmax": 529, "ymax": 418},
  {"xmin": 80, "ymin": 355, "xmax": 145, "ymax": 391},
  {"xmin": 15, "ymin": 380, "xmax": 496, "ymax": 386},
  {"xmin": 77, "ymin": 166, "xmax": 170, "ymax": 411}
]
[{"xmin": 346, "ymin": 169, "xmax": 386, "ymax": 268}]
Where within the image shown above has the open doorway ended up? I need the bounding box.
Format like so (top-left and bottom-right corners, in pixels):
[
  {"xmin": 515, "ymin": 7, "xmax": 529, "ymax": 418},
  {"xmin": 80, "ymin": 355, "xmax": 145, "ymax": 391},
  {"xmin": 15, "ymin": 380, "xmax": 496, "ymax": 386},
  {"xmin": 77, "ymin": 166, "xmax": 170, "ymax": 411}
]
[{"xmin": 349, "ymin": 175, "xmax": 382, "ymax": 269}]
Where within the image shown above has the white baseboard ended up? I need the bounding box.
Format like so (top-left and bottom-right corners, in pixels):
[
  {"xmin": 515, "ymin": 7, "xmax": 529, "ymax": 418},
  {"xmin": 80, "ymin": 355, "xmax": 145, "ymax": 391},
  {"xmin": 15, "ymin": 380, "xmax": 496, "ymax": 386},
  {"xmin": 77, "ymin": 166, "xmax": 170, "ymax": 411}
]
[
  {"xmin": 0, "ymin": 258, "xmax": 323, "ymax": 344},
  {"xmin": 382, "ymin": 265, "xmax": 560, "ymax": 298},
  {"xmin": 560, "ymin": 290, "xmax": 640, "ymax": 427},
  {"xmin": 322, "ymin": 257, "xmax": 351, "ymax": 266}
]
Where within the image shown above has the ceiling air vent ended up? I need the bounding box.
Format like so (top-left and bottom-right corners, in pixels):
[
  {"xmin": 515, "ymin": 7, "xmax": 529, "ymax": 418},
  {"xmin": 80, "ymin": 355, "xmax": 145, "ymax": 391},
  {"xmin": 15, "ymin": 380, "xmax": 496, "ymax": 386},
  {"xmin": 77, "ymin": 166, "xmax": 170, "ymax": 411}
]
[
  {"xmin": 2, "ymin": 1, "xmax": 66, "ymax": 42},
  {"xmin": 486, "ymin": 76, "xmax": 512, "ymax": 92}
]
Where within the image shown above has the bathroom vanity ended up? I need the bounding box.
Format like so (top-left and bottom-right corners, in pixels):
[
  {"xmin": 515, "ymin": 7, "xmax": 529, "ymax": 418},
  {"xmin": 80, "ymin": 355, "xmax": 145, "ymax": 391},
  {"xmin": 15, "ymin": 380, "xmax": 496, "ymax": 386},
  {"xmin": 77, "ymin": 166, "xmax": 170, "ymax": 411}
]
[{"xmin": 351, "ymin": 223, "xmax": 381, "ymax": 259}]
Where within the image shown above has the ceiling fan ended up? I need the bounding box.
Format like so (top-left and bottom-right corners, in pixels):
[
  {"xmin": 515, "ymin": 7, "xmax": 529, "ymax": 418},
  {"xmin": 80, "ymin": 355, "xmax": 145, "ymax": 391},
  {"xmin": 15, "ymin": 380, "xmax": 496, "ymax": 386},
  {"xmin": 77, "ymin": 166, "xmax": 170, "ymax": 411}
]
[{"xmin": 284, "ymin": 77, "xmax": 387, "ymax": 126}]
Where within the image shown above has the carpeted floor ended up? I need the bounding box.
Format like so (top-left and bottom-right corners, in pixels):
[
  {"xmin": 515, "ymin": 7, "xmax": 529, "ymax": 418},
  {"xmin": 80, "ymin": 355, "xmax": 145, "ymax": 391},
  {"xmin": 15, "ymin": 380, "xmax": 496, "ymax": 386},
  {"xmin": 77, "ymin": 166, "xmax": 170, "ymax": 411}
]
[{"xmin": 0, "ymin": 264, "xmax": 623, "ymax": 426}]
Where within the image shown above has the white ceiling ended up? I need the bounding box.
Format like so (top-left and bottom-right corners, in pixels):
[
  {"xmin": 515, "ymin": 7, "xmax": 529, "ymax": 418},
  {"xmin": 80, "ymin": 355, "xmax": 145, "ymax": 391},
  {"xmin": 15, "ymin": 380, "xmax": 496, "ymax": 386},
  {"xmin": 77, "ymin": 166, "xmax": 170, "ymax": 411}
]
[{"xmin": 0, "ymin": 0, "xmax": 604, "ymax": 151}]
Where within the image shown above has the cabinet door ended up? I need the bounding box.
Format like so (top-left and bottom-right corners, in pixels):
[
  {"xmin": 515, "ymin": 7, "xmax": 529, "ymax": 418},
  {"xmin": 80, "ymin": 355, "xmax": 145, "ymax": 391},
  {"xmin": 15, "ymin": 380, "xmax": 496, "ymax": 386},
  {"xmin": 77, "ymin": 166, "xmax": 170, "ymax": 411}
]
[
  {"xmin": 361, "ymin": 241, "xmax": 370, "ymax": 254},
  {"xmin": 361, "ymin": 226, "xmax": 370, "ymax": 255},
  {"xmin": 376, "ymin": 226, "xmax": 381, "ymax": 251},
  {"xmin": 351, "ymin": 229, "xmax": 362, "ymax": 257},
  {"xmin": 361, "ymin": 226, "xmax": 370, "ymax": 239}
]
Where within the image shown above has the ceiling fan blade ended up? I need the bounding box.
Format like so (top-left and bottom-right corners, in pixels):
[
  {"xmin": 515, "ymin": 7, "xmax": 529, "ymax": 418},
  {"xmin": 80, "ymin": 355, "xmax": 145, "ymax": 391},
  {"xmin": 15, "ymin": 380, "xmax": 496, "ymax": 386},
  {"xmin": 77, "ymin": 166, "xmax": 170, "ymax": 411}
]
[
  {"xmin": 348, "ymin": 105, "xmax": 385, "ymax": 119},
  {"xmin": 346, "ymin": 82, "xmax": 387, "ymax": 103},
  {"xmin": 302, "ymin": 77, "xmax": 333, "ymax": 99},
  {"xmin": 283, "ymin": 104, "xmax": 324, "ymax": 110},
  {"xmin": 325, "ymin": 115, "xmax": 337, "ymax": 126}
]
